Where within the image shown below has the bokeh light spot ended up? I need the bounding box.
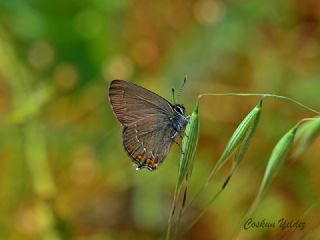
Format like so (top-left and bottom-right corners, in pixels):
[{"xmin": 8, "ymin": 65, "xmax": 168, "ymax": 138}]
[
  {"xmin": 193, "ymin": 0, "xmax": 221, "ymax": 24},
  {"xmin": 28, "ymin": 41, "xmax": 55, "ymax": 70},
  {"xmin": 14, "ymin": 207, "xmax": 37, "ymax": 235},
  {"xmin": 70, "ymin": 145, "xmax": 97, "ymax": 185},
  {"xmin": 103, "ymin": 55, "xmax": 134, "ymax": 80},
  {"xmin": 73, "ymin": 10, "xmax": 104, "ymax": 39},
  {"xmin": 131, "ymin": 39, "xmax": 159, "ymax": 67},
  {"xmin": 53, "ymin": 63, "xmax": 79, "ymax": 91}
]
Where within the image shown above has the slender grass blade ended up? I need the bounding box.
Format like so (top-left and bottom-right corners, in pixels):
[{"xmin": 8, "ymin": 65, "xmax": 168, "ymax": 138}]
[
  {"xmin": 177, "ymin": 103, "xmax": 200, "ymax": 190},
  {"xmin": 259, "ymin": 126, "xmax": 298, "ymax": 196},
  {"xmin": 208, "ymin": 99, "xmax": 263, "ymax": 181},
  {"xmin": 292, "ymin": 117, "xmax": 320, "ymax": 159}
]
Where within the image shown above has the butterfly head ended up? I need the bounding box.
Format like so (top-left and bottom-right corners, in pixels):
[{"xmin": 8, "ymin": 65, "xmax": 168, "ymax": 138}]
[{"xmin": 173, "ymin": 104, "xmax": 185, "ymax": 115}]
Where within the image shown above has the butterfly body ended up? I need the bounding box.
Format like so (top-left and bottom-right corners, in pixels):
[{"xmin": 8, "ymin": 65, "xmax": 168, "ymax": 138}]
[
  {"xmin": 108, "ymin": 80, "xmax": 188, "ymax": 171},
  {"xmin": 169, "ymin": 105, "xmax": 189, "ymax": 139}
]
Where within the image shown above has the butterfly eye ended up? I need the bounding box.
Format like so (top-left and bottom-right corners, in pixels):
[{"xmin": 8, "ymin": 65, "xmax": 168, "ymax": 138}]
[{"xmin": 174, "ymin": 105, "xmax": 185, "ymax": 115}]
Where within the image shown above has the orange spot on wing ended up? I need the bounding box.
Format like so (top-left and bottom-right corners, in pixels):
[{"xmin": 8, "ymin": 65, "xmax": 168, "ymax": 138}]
[
  {"xmin": 145, "ymin": 158, "xmax": 158, "ymax": 170},
  {"xmin": 152, "ymin": 162, "xmax": 158, "ymax": 169}
]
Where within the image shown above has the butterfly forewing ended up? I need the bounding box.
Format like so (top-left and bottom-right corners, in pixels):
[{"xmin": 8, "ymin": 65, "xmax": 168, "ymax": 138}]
[{"xmin": 109, "ymin": 80, "xmax": 174, "ymax": 125}]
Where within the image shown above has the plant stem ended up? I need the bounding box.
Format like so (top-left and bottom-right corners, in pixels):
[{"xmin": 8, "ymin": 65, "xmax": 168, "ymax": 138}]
[
  {"xmin": 198, "ymin": 93, "xmax": 320, "ymax": 115},
  {"xmin": 166, "ymin": 186, "xmax": 179, "ymax": 240}
]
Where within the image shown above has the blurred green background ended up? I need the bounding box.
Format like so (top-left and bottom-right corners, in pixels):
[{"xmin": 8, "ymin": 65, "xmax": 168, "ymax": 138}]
[{"xmin": 0, "ymin": 0, "xmax": 320, "ymax": 239}]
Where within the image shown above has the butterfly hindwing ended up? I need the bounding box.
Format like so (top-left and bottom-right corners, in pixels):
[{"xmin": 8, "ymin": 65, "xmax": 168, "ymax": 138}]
[{"xmin": 122, "ymin": 115, "xmax": 175, "ymax": 170}]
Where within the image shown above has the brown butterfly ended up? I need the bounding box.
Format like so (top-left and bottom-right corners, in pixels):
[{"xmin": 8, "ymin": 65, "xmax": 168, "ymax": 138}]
[{"xmin": 108, "ymin": 80, "xmax": 188, "ymax": 171}]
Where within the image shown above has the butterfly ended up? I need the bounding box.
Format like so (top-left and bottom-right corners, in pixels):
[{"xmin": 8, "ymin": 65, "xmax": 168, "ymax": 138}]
[{"xmin": 108, "ymin": 80, "xmax": 189, "ymax": 171}]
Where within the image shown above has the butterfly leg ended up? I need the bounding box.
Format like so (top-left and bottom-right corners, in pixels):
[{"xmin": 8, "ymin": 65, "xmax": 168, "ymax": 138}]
[
  {"xmin": 179, "ymin": 133, "xmax": 189, "ymax": 139},
  {"xmin": 171, "ymin": 138, "xmax": 184, "ymax": 155},
  {"xmin": 171, "ymin": 131, "xmax": 185, "ymax": 154},
  {"xmin": 175, "ymin": 141, "xmax": 184, "ymax": 154}
]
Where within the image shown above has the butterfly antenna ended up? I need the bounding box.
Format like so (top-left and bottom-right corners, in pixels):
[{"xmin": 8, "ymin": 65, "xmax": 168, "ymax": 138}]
[
  {"xmin": 172, "ymin": 87, "xmax": 176, "ymax": 104},
  {"xmin": 177, "ymin": 76, "xmax": 187, "ymax": 99}
]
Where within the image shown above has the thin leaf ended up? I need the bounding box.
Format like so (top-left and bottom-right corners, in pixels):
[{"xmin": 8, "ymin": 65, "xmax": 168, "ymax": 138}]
[
  {"xmin": 223, "ymin": 101, "xmax": 263, "ymax": 188},
  {"xmin": 292, "ymin": 117, "xmax": 320, "ymax": 159},
  {"xmin": 208, "ymin": 99, "xmax": 263, "ymax": 181},
  {"xmin": 233, "ymin": 100, "xmax": 262, "ymax": 169},
  {"xmin": 177, "ymin": 103, "xmax": 200, "ymax": 190},
  {"xmin": 259, "ymin": 126, "xmax": 297, "ymax": 196}
]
